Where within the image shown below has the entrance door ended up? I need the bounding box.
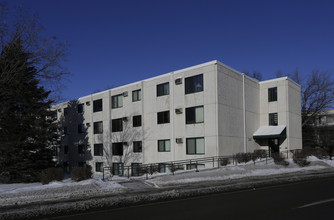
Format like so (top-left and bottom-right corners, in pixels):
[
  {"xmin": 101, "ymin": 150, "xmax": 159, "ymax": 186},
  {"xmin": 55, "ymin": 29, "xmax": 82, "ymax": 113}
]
[{"xmin": 268, "ymin": 138, "xmax": 279, "ymax": 157}]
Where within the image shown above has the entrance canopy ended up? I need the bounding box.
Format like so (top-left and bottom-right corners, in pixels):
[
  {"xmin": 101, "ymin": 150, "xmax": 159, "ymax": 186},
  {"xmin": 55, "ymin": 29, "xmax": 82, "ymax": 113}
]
[{"xmin": 253, "ymin": 125, "xmax": 286, "ymax": 139}]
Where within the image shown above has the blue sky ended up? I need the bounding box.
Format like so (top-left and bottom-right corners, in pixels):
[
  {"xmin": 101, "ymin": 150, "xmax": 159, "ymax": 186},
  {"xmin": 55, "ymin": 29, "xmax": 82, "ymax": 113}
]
[{"xmin": 7, "ymin": 0, "xmax": 334, "ymax": 101}]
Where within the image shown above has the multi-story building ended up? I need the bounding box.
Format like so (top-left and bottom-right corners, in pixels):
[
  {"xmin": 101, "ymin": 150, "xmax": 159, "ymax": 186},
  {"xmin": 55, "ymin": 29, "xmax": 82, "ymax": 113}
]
[{"xmin": 52, "ymin": 60, "xmax": 302, "ymax": 174}]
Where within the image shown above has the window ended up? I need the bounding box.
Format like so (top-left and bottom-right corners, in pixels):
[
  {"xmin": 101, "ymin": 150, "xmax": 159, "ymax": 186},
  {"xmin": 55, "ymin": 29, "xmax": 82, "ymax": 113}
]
[
  {"xmin": 64, "ymin": 107, "xmax": 68, "ymax": 116},
  {"xmin": 64, "ymin": 145, "xmax": 68, "ymax": 154},
  {"xmin": 95, "ymin": 162, "xmax": 103, "ymax": 172},
  {"xmin": 112, "ymin": 163, "xmax": 124, "ymax": 176},
  {"xmin": 157, "ymin": 82, "xmax": 169, "ymax": 96},
  {"xmin": 157, "ymin": 111, "xmax": 170, "ymax": 124},
  {"xmin": 77, "ymin": 103, "xmax": 84, "ymax": 113},
  {"xmin": 268, "ymin": 87, "xmax": 277, "ymax": 102},
  {"xmin": 158, "ymin": 139, "xmax": 170, "ymax": 152},
  {"xmin": 78, "ymin": 145, "xmax": 85, "ymax": 154},
  {"xmin": 186, "ymin": 164, "xmax": 205, "ymax": 170},
  {"xmin": 94, "ymin": 144, "xmax": 103, "ymax": 156},
  {"xmin": 159, "ymin": 163, "xmax": 167, "ymax": 173},
  {"xmin": 132, "ymin": 89, "xmax": 141, "ymax": 102},
  {"xmin": 94, "ymin": 121, "xmax": 103, "ymax": 134},
  {"xmin": 185, "ymin": 74, "xmax": 203, "ymax": 94},
  {"xmin": 93, "ymin": 99, "xmax": 103, "ymax": 112},
  {"xmin": 78, "ymin": 124, "xmax": 85, "ymax": 134},
  {"xmin": 112, "ymin": 118, "xmax": 123, "ymax": 132},
  {"xmin": 133, "ymin": 141, "xmax": 142, "ymax": 152},
  {"xmin": 112, "ymin": 142, "xmax": 123, "ymax": 155},
  {"xmin": 186, "ymin": 137, "xmax": 205, "ymax": 155},
  {"xmin": 133, "ymin": 115, "xmax": 142, "ymax": 127},
  {"xmin": 112, "ymin": 94, "xmax": 123, "ymax": 109},
  {"xmin": 131, "ymin": 163, "xmax": 141, "ymax": 176},
  {"xmin": 269, "ymin": 113, "xmax": 278, "ymax": 126},
  {"xmin": 186, "ymin": 106, "xmax": 204, "ymax": 124}
]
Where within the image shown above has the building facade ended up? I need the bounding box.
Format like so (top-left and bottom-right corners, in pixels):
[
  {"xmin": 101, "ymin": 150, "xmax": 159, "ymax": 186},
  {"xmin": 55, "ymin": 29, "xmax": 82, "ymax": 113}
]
[{"xmin": 52, "ymin": 60, "xmax": 302, "ymax": 174}]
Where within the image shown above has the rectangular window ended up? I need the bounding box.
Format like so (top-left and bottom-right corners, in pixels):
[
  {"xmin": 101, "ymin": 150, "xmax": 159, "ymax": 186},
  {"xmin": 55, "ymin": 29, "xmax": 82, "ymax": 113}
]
[
  {"xmin": 269, "ymin": 113, "xmax": 278, "ymax": 126},
  {"xmin": 133, "ymin": 115, "xmax": 142, "ymax": 127},
  {"xmin": 186, "ymin": 164, "xmax": 205, "ymax": 170},
  {"xmin": 77, "ymin": 103, "xmax": 84, "ymax": 113},
  {"xmin": 112, "ymin": 118, "xmax": 123, "ymax": 132},
  {"xmin": 78, "ymin": 145, "xmax": 85, "ymax": 154},
  {"xmin": 112, "ymin": 142, "xmax": 123, "ymax": 155},
  {"xmin": 131, "ymin": 163, "xmax": 141, "ymax": 176},
  {"xmin": 78, "ymin": 124, "xmax": 85, "ymax": 134},
  {"xmin": 158, "ymin": 139, "xmax": 170, "ymax": 152},
  {"xmin": 186, "ymin": 106, "xmax": 204, "ymax": 124},
  {"xmin": 157, "ymin": 111, "xmax": 170, "ymax": 124},
  {"xmin": 157, "ymin": 82, "xmax": 169, "ymax": 96},
  {"xmin": 268, "ymin": 87, "xmax": 277, "ymax": 102},
  {"xmin": 185, "ymin": 74, "xmax": 203, "ymax": 94},
  {"xmin": 159, "ymin": 163, "xmax": 167, "ymax": 173},
  {"xmin": 94, "ymin": 121, "xmax": 103, "ymax": 134},
  {"xmin": 112, "ymin": 94, "xmax": 123, "ymax": 109},
  {"xmin": 112, "ymin": 163, "xmax": 124, "ymax": 176},
  {"xmin": 93, "ymin": 99, "xmax": 103, "ymax": 112},
  {"xmin": 94, "ymin": 144, "xmax": 103, "ymax": 156},
  {"xmin": 186, "ymin": 137, "xmax": 205, "ymax": 155},
  {"xmin": 64, "ymin": 145, "xmax": 68, "ymax": 154},
  {"xmin": 133, "ymin": 141, "xmax": 142, "ymax": 152},
  {"xmin": 95, "ymin": 162, "xmax": 103, "ymax": 172},
  {"xmin": 132, "ymin": 89, "xmax": 141, "ymax": 102}
]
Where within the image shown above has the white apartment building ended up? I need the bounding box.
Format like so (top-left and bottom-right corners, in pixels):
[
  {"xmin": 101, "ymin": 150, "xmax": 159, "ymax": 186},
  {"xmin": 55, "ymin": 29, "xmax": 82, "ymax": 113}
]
[{"xmin": 52, "ymin": 60, "xmax": 302, "ymax": 174}]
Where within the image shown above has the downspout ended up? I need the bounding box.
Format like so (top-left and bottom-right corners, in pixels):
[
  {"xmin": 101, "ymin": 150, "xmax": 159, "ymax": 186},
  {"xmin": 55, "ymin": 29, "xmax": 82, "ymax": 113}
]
[{"xmin": 242, "ymin": 74, "xmax": 247, "ymax": 153}]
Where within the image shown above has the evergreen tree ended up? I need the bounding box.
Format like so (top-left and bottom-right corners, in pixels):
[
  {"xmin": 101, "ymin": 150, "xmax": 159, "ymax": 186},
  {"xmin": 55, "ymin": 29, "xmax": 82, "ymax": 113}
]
[{"xmin": 0, "ymin": 39, "xmax": 58, "ymax": 183}]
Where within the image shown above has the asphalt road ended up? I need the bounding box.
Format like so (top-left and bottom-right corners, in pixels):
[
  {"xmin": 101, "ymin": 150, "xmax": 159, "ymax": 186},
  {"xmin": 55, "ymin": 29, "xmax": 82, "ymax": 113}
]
[{"xmin": 47, "ymin": 177, "xmax": 334, "ymax": 220}]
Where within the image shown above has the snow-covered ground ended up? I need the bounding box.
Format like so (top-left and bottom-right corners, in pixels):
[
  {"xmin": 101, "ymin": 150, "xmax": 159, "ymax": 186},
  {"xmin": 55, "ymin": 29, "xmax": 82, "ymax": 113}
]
[
  {"xmin": 146, "ymin": 156, "xmax": 334, "ymax": 187},
  {"xmin": 1, "ymin": 156, "xmax": 334, "ymax": 214}
]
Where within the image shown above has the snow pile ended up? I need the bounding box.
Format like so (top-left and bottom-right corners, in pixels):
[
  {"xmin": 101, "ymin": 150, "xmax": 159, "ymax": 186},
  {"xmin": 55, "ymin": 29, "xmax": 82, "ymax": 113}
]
[
  {"xmin": 146, "ymin": 157, "xmax": 333, "ymax": 187},
  {"xmin": 0, "ymin": 178, "xmax": 126, "ymax": 208}
]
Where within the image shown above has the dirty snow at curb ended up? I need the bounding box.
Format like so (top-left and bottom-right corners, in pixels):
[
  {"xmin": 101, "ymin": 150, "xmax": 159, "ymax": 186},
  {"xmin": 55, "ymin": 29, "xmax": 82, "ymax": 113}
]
[
  {"xmin": 146, "ymin": 157, "xmax": 334, "ymax": 187},
  {"xmin": 0, "ymin": 178, "xmax": 126, "ymax": 207}
]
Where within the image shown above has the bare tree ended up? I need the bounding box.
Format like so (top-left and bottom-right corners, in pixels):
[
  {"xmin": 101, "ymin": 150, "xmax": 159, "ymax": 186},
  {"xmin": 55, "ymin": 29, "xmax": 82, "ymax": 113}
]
[
  {"xmin": 243, "ymin": 70, "xmax": 262, "ymax": 81},
  {"xmin": 0, "ymin": 2, "xmax": 68, "ymax": 101}
]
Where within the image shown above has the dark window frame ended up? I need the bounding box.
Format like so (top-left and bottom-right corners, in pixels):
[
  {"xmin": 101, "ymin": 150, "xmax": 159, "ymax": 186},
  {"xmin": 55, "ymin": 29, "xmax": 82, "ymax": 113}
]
[
  {"xmin": 186, "ymin": 105, "xmax": 204, "ymax": 124},
  {"xmin": 158, "ymin": 139, "xmax": 170, "ymax": 152},
  {"xmin": 133, "ymin": 141, "xmax": 142, "ymax": 153},
  {"xmin": 112, "ymin": 142, "xmax": 123, "ymax": 156},
  {"xmin": 95, "ymin": 162, "xmax": 103, "ymax": 172},
  {"xmin": 77, "ymin": 103, "xmax": 84, "ymax": 113},
  {"xmin": 111, "ymin": 94, "xmax": 123, "ymax": 109},
  {"xmin": 268, "ymin": 87, "xmax": 278, "ymax": 102},
  {"xmin": 185, "ymin": 74, "xmax": 204, "ymax": 94},
  {"xmin": 269, "ymin": 113, "xmax": 278, "ymax": 126},
  {"xmin": 186, "ymin": 137, "xmax": 205, "ymax": 155},
  {"xmin": 93, "ymin": 121, "xmax": 103, "ymax": 134},
  {"xmin": 157, "ymin": 82, "xmax": 170, "ymax": 97},
  {"xmin": 133, "ymin": 115, "xmax": 142, "ymax": 127},
  {"xmin": 94, "ymin": 144, "xmax": 104, "ymax": 156},
  {"xmin": 132, "ymin": 89, "xmax": 142, "ymax": 102},
  {"xmin": 112, "ymin": 118, "xmax": 123, "ymax": 132},
  {"xmin": 93, "ymin": 99, "xmax": 103, "ymax": 112},
  {"xmin": 157, "ymin": 111, "xmax": 170, "ymax": 124}
]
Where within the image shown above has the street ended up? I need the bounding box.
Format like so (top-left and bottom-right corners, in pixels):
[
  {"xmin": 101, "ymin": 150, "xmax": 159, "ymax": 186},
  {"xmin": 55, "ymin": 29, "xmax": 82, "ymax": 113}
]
[{"xmin": 47, "ymin": 177, "xmax": 334, "ymax": 220}]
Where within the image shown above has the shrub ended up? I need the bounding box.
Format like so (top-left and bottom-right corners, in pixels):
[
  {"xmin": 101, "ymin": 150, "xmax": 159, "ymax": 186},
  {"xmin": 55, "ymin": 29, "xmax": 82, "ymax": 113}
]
[
  {"xmin": 41, "ymin": 167, "xmax": 64, "ymax": 185},
  {"xmin": 293, "ymin": 149, "xmax": 310, "ymax": 167},
  {"xmin": 71, "ymin": 166, "xmax": 92, "ymax": 182},
  {"xmin": 253, "ymin": 149, "xmax": 267, "ymax": 159},
  {"xmin": 235, "ymin": 153, "xmax": 253, "ymax": 163},
  {"xmin": 273, "ymin": 155, "xmax": 289, "ymax": 167},
  {"xmin": 219, "ymin": 158, "xmax": 230, "ymax": 166},
  {"xmin": 313, "ymin": 148, "xmax": 329, "ymax": 159}
]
